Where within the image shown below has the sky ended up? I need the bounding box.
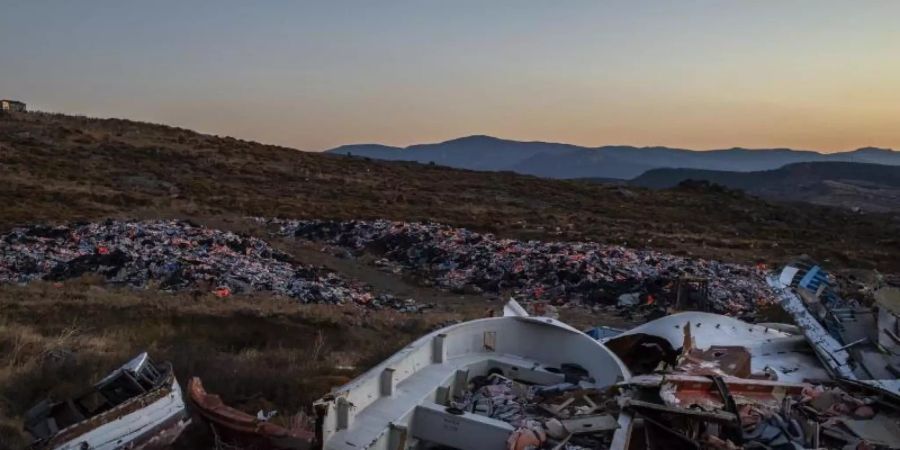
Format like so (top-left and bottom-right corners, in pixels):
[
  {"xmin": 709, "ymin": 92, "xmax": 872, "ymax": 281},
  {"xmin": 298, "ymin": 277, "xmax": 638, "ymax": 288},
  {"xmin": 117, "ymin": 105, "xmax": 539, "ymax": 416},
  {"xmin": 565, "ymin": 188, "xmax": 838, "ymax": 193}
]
[{"xmin": 1, "ymin": 1, "xmax": 899, "ymax": 152}]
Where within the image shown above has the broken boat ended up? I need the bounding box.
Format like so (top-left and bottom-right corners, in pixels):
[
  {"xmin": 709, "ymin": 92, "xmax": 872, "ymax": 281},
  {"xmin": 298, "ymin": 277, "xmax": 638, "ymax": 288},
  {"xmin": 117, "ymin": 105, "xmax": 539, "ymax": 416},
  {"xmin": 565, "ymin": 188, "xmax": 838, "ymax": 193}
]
[
  {"xmin": 312, "ymin": 306, "xmax": 633, "ymax": 450},
  {"xmin": 188, "ymin": 377, "xmax": 315, "ymax": 449},
  {"xmin": 772, "ymin": 260, "xmax": 900, "ymax": 397},
  {"xmin": 23, "ymin": 353, "xmax": 190, "ymax": 450},
  {"xmin": 312, "ymin": 294, "xmax": 900, "ymax": 449},
  {"xmin": 601, "ymin": 310, "xmax": 900, "ymax": 448}
]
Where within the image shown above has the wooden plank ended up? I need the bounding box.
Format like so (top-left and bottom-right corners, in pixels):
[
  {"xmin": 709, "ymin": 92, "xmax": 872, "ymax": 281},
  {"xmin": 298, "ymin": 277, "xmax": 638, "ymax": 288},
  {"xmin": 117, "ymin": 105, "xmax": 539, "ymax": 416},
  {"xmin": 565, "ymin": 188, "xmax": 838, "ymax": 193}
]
[{"xmin": 622, "ymin": 399, "xmax": 737, "ymax": 423}]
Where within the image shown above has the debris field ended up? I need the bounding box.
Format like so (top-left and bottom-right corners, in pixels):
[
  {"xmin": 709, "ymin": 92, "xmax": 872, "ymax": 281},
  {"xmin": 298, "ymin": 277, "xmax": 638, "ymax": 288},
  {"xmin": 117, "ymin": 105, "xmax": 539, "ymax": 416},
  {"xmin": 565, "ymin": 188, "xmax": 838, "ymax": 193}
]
[
  {"xmin": 0, "ymin": 219, "xmax": 410, "ymax": 308},
  {"xmin": 6, "ymin": 219, "xmax": 900, "ymax": 449},
  {"xmin": 269, "ymin": 219, "xmax": 778, "ymax": 317}
]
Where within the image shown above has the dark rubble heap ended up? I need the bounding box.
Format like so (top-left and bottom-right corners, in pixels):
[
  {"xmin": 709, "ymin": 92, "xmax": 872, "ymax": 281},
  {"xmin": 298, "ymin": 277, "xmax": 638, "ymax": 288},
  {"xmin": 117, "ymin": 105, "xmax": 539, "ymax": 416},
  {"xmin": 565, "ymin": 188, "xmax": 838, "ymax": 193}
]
[
  {"xmin": 269, "ymin": 219, "xmax": 777, "ymax": 316},
  {"xmin": 0, "ymin": 220, "xmax": 383, "ymax": 306}
]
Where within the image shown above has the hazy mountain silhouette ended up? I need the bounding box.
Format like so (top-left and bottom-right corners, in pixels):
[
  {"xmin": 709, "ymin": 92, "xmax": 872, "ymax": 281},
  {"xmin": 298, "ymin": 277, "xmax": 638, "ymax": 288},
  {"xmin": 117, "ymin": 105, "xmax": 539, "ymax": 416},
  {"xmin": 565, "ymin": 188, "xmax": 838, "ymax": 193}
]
[
  {"xmin": 630, "ymin": 161, "xmax": 900, "ymax": 212},
  {"xmin": 328, "ymin": 136, "xmax": 900, "ymax": 179}
]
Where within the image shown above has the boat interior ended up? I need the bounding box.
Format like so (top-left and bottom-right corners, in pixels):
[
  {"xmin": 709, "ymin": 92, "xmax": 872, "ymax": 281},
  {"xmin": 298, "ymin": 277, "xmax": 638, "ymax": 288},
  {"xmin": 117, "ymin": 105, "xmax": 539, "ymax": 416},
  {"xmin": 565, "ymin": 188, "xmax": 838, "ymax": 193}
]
[
  {"xmin": 314, "ymin": 316, "xmax": 632, "ymax": 450},
  {"xmin": 24, "ymin": 353, "xmax": 172, "ymax": 442}
]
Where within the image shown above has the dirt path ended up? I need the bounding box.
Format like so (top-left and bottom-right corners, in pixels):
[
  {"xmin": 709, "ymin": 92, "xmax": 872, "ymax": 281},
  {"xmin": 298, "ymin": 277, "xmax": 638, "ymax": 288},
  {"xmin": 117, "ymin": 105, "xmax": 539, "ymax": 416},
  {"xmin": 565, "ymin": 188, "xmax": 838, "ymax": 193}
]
[
  {"xmin": 275, "ymin": 237, "xmax": 493, "ymax": 316},
  {"xmin": 193, "ymin": 216, "xmax": 493, "ymax": 317},
  {"xmin": 192, "ymin": 216, "xmax": 646, "ymax": 329}
]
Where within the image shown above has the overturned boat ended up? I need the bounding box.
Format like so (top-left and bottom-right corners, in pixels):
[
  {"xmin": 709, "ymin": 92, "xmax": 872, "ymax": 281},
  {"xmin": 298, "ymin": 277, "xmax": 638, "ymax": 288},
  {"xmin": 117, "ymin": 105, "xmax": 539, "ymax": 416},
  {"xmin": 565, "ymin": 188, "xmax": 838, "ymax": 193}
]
[
  {"xmin": 23, "ymin": 353, "xmax": 190, "ymax": 450},
  {"xmin": 313, "ymin": 307, "xmax": 633, "ymax": 450}
]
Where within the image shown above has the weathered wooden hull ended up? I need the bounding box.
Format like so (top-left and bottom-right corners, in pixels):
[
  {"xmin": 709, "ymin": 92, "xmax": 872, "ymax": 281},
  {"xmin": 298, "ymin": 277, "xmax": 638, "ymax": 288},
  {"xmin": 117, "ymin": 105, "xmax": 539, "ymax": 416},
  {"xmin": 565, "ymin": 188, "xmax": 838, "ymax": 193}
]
[{"xmin": 187, "ymin": 377, "xmax": 314, "ymax": 450}]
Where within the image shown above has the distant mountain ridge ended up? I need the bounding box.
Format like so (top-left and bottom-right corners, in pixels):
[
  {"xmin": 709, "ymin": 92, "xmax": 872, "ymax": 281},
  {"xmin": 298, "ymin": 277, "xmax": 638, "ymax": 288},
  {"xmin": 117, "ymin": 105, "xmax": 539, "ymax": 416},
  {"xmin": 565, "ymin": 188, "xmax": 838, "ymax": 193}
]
[
  {"xmin": 630, "ymin": 161, "xmax": 900, "ymax": 212},
  {"xmin": 327, "ymin": 136, "xmax": 900, "ymax": 179}
]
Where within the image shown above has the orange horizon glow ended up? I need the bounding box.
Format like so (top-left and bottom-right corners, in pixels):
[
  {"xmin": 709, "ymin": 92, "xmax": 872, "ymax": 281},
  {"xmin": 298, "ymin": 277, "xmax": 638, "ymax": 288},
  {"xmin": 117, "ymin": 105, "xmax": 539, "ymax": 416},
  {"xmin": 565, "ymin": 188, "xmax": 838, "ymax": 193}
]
[{"xmin": 2, "ymin": 1, "xmax": 898, "ymax": 153}]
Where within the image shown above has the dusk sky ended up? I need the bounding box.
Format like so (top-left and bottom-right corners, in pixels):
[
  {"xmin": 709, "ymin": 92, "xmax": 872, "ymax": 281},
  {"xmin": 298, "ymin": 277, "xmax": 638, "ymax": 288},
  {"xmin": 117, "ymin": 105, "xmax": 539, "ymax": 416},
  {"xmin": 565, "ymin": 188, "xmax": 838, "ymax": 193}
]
[{"xmin": 2, "ymin": 1, "xmax": 898, "ymax": 152}]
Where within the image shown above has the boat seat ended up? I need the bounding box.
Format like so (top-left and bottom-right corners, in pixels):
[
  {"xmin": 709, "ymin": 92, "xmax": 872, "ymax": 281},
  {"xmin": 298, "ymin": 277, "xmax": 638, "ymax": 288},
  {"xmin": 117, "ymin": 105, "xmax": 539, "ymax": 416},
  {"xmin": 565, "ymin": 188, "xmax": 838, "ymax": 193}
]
[{"xmin": 327, "ymin": 352, "xmax": 571, "ymax": 450}]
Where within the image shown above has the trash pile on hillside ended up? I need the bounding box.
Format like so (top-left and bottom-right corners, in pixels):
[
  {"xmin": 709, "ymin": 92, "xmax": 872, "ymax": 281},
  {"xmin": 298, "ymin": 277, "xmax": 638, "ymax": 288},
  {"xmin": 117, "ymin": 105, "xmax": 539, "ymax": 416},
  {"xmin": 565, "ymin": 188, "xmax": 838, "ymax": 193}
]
[
  {"xmin": 0, "ymin": 220, "xmax": 422, "ymax": 309},
  {"xmin": 268, "ymin": 219, "xmax": 776, "ymax": 317}
]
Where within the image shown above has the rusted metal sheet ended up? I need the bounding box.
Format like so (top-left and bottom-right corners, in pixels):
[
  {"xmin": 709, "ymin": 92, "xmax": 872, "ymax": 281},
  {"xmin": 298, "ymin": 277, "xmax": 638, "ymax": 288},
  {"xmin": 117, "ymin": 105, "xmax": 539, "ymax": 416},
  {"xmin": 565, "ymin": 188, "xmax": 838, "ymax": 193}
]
[{"xmin": 188, "ymin": 377, "xmax": 315, "ymax": 449}]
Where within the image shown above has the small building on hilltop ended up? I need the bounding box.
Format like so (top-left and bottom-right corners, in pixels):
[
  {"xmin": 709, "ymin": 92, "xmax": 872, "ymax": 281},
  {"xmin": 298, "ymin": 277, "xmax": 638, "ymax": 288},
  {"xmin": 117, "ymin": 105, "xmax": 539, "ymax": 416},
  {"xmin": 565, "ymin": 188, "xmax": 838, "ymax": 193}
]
[{"xmin": 1, "ymin": 99, "xmax": 26, "ymax": 113}]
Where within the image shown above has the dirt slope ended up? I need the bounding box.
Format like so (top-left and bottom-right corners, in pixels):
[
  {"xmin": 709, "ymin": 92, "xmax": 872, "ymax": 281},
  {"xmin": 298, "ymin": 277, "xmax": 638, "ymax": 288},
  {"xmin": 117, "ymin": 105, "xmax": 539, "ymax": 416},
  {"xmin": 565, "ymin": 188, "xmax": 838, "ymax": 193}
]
[
  {"xmin": 1, "ymin": 112, "xmax": 898, "ymax": 272},
  {"xmin": 1, "ymin": 111, "xmax": 899, "ymax": 448}
]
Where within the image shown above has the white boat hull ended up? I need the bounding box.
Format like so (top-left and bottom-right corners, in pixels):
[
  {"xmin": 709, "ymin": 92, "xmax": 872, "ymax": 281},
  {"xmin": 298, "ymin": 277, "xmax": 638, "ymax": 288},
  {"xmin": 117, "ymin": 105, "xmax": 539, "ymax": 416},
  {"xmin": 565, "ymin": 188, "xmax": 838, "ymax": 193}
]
[
  {"xmin": 50, "ymin": 377, "xmax": 190, "ymax": 450},
  {"xmin": 315, "ymin": 315, "xmax": 631, "ymax": 450}
]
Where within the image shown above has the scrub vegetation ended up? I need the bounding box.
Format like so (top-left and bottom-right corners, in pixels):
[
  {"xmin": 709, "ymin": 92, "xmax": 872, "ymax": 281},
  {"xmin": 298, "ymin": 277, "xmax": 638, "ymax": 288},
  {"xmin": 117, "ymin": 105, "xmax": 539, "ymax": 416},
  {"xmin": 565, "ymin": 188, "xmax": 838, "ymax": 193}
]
[
  {"xmin": 0, "ymin": 276, "xmax": 462, "ymax": 449},
  {"xmin": 2, "ymin": 112, "xmax": 898, "ymax": 270},
  {"xmin": 0, "ymin": 111, "xmax": 898, "ymax": 448}
]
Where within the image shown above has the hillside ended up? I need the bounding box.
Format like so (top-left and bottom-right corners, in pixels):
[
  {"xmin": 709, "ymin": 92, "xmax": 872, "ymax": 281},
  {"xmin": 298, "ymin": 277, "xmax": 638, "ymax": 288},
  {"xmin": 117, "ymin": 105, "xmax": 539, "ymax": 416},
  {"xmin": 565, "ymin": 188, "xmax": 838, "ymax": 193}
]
[
  {"xmin": 631, "ymin": 162, "xmax": 900, "ymax": 212},
  {"xmin": 1, "ymin": 111, "xmax": 898, "ymax": 271},
  {"xmin": 2, "ymin": 111, "xmax": 900, "ymax": 448},
  {"xmin": 328, "ymin": 136, "xmax": 900, "ymax": 179}
]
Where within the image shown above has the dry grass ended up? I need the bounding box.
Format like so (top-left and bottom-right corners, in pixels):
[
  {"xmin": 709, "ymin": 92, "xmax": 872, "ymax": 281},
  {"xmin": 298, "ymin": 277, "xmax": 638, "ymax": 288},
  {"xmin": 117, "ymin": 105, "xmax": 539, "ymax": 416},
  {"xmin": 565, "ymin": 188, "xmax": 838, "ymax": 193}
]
[
  {"xmin": 0, "ymin": 110, "xmax": 898, "ymax": 447},
  {"xmin": 0, "ymin": 276, "xmax": 467, "ymax": 449},
  {"xmin": 0, "ymin": 112, "xmax": 898, "ymax": 272}
]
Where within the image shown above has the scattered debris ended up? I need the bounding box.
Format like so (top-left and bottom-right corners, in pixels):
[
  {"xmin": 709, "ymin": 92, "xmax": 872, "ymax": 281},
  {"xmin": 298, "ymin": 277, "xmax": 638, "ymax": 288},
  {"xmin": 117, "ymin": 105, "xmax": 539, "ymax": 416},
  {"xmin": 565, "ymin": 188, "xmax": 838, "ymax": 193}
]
[
  {"xmin": 9, "ymin": 216, "xmax": 899, "ymax": 449},
  {"xmin": 310, "ymin": 298, "xmax": 900, "ymax": 449},
  {"xmin": 0, "ymin": 220, "xmax": 428, "ymax": 311},
  {"xmin": 617, "ymin": 292, "xmax": 641, "ymax": 307},
  {"xmin": 267, "ymin": 219, "xmax": 777, "ymax": 317},
  {"xmin": 24, "ymin": 353, "xmax": 191, "ymax": 450},
  {"xmin": 608, "ymin": 309, "xmax": 900, "ymax": 450},
  {"xmin": 774, "ymin": 260, "xmax": 900, "ymax": 396},
  {"xmin": 450, "ymin": 372, "xmax": 621, "ymax": 449}
]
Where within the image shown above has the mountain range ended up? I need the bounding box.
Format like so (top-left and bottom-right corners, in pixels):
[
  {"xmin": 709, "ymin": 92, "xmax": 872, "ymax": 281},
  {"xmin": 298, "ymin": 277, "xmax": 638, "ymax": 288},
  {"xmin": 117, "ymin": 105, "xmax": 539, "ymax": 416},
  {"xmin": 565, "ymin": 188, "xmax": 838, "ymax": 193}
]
[
  {"xmin": 630, "ymin": 162, "xmax": 900, "ymax": 212},
  {"xmin": 328, "ymin": 136, "xmax": 900, "ymax": 180}
]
